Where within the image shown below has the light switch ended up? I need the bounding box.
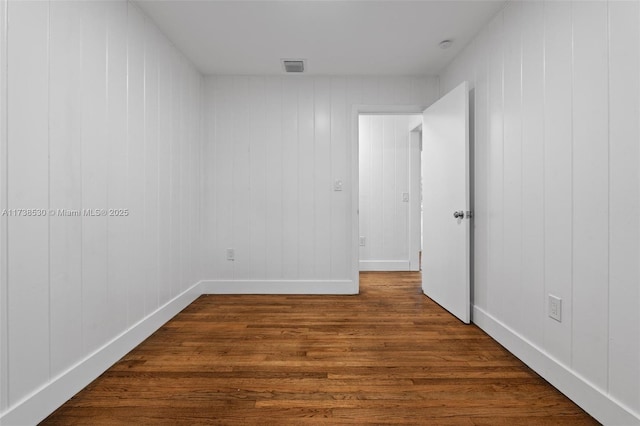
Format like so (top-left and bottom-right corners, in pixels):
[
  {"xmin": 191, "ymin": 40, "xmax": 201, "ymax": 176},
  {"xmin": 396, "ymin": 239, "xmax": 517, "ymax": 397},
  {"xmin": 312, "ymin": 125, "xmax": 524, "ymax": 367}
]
[
  {"xmin": 402, "ymin": 193, "xmax": 410, "ymax": 202},
  {"xmin": 334, "ymin": 180, "xmax": 343, "ymax": 191}
]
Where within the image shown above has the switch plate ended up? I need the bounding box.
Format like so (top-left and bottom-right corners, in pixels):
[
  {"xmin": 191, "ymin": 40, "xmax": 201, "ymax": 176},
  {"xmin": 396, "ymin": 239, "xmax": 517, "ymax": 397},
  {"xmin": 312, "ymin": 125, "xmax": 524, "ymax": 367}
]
[
  {"xmin": 548, "ymin": 294, "xmax": 562, "ymax": 322},
  {"xmin": 402, "ymin": 193, "xmax": 410, "ymax": 202},
  {"xmin": 334, "ymin": 180, "xmax": 343, "ymax": 191},
  {"xmin": 226, "ymin": 248, "xmax": 235, "ymax": 261},
  {"xmin": 359, "ymin": 236, "xmax": 366, "ymax": 246}
]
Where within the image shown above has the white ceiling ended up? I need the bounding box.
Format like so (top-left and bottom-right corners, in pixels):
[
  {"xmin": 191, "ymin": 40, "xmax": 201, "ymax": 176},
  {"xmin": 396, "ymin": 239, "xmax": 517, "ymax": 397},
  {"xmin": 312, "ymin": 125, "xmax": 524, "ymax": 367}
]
[{"xmin": 136, "ymin": 0, "xmax": 506, "ymax": 76}]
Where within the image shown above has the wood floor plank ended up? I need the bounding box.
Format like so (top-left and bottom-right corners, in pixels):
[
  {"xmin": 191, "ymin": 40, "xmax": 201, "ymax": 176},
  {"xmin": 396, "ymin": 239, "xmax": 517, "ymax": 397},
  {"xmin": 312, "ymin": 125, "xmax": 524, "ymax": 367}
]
[{"xmin": 41, "ymin": 272, "xmax": 599, "ymax": 425}]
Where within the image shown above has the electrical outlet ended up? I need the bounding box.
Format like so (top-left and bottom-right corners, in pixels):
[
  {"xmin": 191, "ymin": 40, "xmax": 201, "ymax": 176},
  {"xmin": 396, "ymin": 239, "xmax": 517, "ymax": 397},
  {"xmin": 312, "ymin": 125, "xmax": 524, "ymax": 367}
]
[
  {"xmin": 226, "ymin": 248, "xmax": 235, "ymax": 261},
  {"xmin": 359, "ymin": 236, "xmax": 366, "ymax": 246},
  {"xmin": 548, "ymin": 294, "xmax": 562, "ymax": 322},
  {"xmin": 402, "ymin": 193, "xmax": 410, "ymax": 202},
  {"xmin": 334, "ymin": 180, "xmax": 343, "ymax": 191}
]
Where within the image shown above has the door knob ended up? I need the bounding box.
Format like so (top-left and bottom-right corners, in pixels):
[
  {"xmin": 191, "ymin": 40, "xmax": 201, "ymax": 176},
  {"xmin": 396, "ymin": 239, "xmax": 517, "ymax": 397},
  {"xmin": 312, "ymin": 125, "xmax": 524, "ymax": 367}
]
[{"xmin": 453, "ymin": 210, "xmax": 464, "ymax": 219}]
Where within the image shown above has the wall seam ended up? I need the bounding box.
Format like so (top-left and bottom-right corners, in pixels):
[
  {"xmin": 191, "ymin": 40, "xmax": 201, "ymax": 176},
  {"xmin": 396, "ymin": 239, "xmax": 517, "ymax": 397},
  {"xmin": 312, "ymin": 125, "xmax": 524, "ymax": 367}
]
[
  {"xmin": 46, "ymin": 0, "xmax": 52, "ymax": 383},
  {"xmin": 1, "ymin": 0, "xmax": 8, "ymax": 411},
  {"xmin": 569, "ymin": 0, "xmax": 575, "ymax": 370},
  {"xmin": 605, "ymin": 0, "xmax": 611, "ymax": 393}
]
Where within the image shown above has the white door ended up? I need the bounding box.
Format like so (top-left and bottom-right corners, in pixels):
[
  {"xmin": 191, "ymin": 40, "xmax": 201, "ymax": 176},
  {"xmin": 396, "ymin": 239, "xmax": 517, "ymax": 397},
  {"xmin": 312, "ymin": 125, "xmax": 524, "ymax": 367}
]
[{"xmin": 421, "ymin": 81, "xmax": 470, "ymax": 324}]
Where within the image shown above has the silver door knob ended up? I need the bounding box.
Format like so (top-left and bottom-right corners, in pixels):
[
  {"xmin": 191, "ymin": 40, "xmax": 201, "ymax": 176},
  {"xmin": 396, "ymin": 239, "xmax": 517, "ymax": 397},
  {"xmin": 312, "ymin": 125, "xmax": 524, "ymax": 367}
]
[{"xmin": 453, "ymin": 210, "xmax": 464, "ymax": 219}]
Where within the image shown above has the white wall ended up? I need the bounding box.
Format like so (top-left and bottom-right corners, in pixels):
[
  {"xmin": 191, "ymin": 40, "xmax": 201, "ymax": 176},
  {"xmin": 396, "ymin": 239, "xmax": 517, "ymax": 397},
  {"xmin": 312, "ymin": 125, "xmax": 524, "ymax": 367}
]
[
  {"xmin": 0, "ymin": 1, "xmax": 203, "ymax": 423},
  {"xmin": 358, "ymin": 114, "xmax": 419, "ymax": 271},
  {"xmin": 439, "ymin": 1, "xmax": 640, "ymax": 424},
  {"xmin": 200, "ymin": 76, "xmax": 438, "ymax": 293}
]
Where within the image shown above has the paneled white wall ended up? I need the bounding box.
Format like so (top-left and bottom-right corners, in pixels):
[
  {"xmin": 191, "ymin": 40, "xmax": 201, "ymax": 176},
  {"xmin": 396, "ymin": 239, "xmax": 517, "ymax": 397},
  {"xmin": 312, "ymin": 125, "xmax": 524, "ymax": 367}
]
[
  {"xmin": 201, "ymin": 76, "xmax": 438, "ymax": 291},
  {"xmin": 0, "ymin": 0, "xmax": 202, "ymax": 420},
  {"xmin": 440, "ymin": 1, "xmax": 640, "ymax": 423},
  {"xmin": 0, "ymin": 0, "xmax": 7, "ymax": 414},
  {"xmin": 359, "ymin": 114, "xmax": 419, "ymax": 271}
]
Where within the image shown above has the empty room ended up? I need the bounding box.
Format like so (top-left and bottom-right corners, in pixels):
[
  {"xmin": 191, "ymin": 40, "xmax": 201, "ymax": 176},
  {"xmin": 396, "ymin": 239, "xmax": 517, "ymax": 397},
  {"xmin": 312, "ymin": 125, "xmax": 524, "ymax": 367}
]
[{"xmin": 0, "ymin": 0, "xmax": 638, "ymax": 424}]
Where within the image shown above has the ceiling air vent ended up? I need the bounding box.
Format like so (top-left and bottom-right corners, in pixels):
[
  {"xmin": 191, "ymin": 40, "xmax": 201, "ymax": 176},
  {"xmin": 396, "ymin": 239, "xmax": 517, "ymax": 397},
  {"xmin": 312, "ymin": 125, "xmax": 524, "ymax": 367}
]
[{"xmin": 282, "ymin": 59, "xmax": 305, "ymax": 73}]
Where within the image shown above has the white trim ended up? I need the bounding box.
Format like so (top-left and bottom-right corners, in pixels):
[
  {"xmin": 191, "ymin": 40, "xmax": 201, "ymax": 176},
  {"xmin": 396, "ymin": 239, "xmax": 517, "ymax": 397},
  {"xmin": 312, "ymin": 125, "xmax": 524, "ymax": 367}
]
[
  {"xmin": 0, "ymin": 282, "xmax": 201, "ymax": 426},
  {"xmin": 359, "ymin": 260, "xmax": 411, "ymax": 271},
  {"xmin": 199, "ymin": 280, "xmax": 357, "ymax": 295},
  {"xmin": 473, "ymin": 305, "xmax": 640, "ymax": 426},
  {"xmin": 351, "ymin": 104, "xmax": 428, "ymax": 294}
]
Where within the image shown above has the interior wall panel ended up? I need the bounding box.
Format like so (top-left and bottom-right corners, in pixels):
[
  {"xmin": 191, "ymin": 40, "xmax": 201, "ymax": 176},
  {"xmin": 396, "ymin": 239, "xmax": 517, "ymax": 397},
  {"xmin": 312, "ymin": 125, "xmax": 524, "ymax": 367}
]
[
  {"xmin": 0, "ymin": 0, "xmax": 8, "ymax": 411},
  {"xmin": 501, "ymin": 1, "xmax": 522, "ymax": 331},
  {"xmin": 519, "ymin": 0, "xmax": 545, "ymax": 349},
  {"xmin": 202, "ymin": 76, "xmax": 438, "ymax": 284},
  {"xmin": 106, "ymin": 0, "xmax": 129, "ymax": 338},
  {"xmin": 571, "ymin": 0, "xmax": 609, "ymax": 391},
  {"xmin": 439, "ymin": 0, "xmax": 640, "ymax": 420},
  {"xmin": 297, "ymin": 79, "xmax": 316, "ymax": 278},
  {"xmin": 542, "ymin": 0, "xmax": 573, "ymax": 367},
  {"xmin": 0, "ymin": 0, "xmax": 203, "ymax": 419},
  {"xmin": 470, "ymin": 28, "xmax": 489, "ymax": 312},
  {"xmin": 80, "ymin": 1, "xmax": 110, "ymax": 356},
  {"xmin": 329, "ymin": 77, "xmax": 349, "ymax": 279},
  {"xmin": 608, "ymin": 0, "xmax": 640, "ymax": 411},
  {"xmin": 49, "ymin": 0, "xmax": 83, "ymax": 378},
  {"xmin": 485, "ymin": 12, "xmax": 504, "ymax": 322},
  {"xmin": 7, "ymin": 0, "xmax": 51, "ymax": 405},
  {"xmin": 231, "ymin": 77, "xmax": 251, "ymax": 280},
  {"xmin": 127, "ymin": 2, "xmax": 147, "ymax": 323},
  {"xmin": 264, "ymin": 77, "xmax": 283, "ymax": 280},
  {"xmin": 143, "ymin": 18, "xmax": 160, "ymax": 315},
  {"xmin": 314, "ymin": 78, "xmax": 332, "ymax": 276},
  {"xmin": 248, "ymin": 77, "xmax": 268, "ymax": 280}
]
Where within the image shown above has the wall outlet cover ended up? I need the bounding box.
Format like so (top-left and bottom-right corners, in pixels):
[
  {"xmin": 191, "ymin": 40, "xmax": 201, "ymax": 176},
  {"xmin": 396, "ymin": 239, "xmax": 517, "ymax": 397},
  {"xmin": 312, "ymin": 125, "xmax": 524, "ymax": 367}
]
[
  {"xmin": 548, "ymin": 294, "xmax": 562, "ymax": 322},
  {"xmin": 226, "ymin": 248, "xmax": 235, "ymax": 261}
]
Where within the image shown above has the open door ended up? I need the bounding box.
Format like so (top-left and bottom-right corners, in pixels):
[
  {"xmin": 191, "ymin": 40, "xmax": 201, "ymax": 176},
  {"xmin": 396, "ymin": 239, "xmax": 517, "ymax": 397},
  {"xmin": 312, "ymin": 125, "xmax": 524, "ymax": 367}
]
[{"xmin": 422, "ymin": 81, "xmax": 470, "ymax": 324}]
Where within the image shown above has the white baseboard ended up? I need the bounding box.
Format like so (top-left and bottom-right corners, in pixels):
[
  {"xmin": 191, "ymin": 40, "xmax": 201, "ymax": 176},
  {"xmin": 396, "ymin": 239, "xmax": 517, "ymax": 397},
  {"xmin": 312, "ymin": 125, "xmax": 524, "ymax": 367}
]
[
  {"xmin": 473, "ymin": 305, "xmax": 640, "ymax": 426},
  {"xmin": 0, "ymin": 282, "xmax": 201, "ymax": 426},
  {"xmin": 359, "ymin": 260, "xmax": 411, "ymax": 271},
  {"xmin": 199, "ymin": 279, "xmax": 357, "ymax": 295}
]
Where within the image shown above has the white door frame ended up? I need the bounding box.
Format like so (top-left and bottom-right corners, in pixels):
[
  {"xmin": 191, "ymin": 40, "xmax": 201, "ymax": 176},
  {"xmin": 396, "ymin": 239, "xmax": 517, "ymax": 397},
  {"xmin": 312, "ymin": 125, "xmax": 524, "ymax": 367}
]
[
  {"xmin": 350, "ymin": 104, "xmax": 427, "ymax": 292},
  {"xmin": 408, "ymin": 124, "xmax": 422, "ymax": 271}
]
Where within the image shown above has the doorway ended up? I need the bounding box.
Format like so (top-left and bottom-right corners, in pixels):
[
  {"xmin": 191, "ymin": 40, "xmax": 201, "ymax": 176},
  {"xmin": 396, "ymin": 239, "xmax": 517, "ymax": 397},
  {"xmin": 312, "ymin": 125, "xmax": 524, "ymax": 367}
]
[{"xmin": 358, "ymin": 113, "xmax": 422, "ymax": 272}]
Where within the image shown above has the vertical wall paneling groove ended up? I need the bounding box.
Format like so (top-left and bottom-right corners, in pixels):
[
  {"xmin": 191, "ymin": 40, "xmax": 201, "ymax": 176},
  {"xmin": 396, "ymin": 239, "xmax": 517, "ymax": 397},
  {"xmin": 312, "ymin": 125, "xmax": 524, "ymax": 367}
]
[
  {"xmin": 0, "ymin": 2, "xmax": 203, "ymax": 422},
  {"xmin": 7, "ymin": 0, "xmax": 50, "ymax": 405},
  {"xmin": 608, "ymin": 0, "xmax": 640, "ymax": 411},
  {"xmin": 439, "ymin": 0, "xmax": 640, "ymax": 422},
  {"xmin": 0, "ymin": 0, "xmax": 7, "ymax": 412},
  {"xmin": 571, "ymin": 0, "xmax": 609, "ymax": 391},
  {"xmin": 201, "ymin": 76, "xmax": 438, "ymax": 291}
]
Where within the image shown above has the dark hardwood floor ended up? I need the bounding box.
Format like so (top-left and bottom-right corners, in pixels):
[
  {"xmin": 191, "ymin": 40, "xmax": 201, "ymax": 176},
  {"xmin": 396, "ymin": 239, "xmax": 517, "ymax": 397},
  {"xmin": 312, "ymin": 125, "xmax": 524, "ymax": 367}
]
[{"xmin": 42, "ymin": 272, "xmax": 599, "ymax": 425}]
